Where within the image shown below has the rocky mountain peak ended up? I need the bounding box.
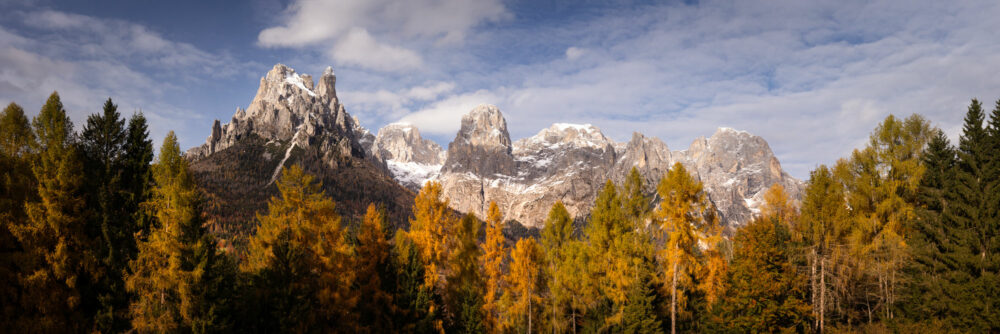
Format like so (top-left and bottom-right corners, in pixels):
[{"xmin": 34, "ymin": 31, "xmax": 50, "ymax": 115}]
[
  {"xmin": 374, "ymin": 123, "xmax": 445, "ymax": 165},
  {"xmin": 457, "ymin": 104, "xmax": 511, "ymax": 149},
  {"xmin": 315, "ymin": 66, "xmax": 337, "ymax": 99},
  {"xmin": 186, "ymin": 64, "xmax": 382, "ymax": 176},
  {"xmin": 515, "ymin": 123, "xmax": 614, "ymax": 153},
  {"xmin": 441, "ymin": 104, "xmax": 516, "ymax": 176}
]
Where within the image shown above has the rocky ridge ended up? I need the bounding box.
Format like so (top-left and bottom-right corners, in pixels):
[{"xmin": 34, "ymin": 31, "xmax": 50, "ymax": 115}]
[
  {"xmin": 187, "ymin": 64, "xmax": 383, "ymax": 181},
  {"xmin": 374, "ymin": 104, "xmax": 803, "ymax": 229},
  {"xmin": 185, "ymin": 64, "xmax": 413, "ymax": 237},
  {"xmin": 373, "ymin": 123, "xmax": 446, "ymax": 190}
]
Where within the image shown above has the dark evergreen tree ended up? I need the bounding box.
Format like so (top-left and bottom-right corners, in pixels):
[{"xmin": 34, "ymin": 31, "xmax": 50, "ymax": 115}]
[
  {"xmin": 621, "ymin": 274, "xmax": 663, "ymax": 334},
  {"xmin": 80, "ymin": 98, "xmax": 130, "ymax": 332},
  {"xmin": 121, "ymin": 112, "xmax": 154, "ymax": 238},
  {"xmin": 944, "ymin": 99, "xmax": 999, "ymax": 330},
  {"xmin": 393, "ymin": 234, "xmax": 439, "ymax": 332},
  {"xmin": 720, "ymin": 216, "xmax": 810, "ymax": 332},
  {"xmin": 901, "ymin": 129, "xmax": 960, "ymax": 324}
]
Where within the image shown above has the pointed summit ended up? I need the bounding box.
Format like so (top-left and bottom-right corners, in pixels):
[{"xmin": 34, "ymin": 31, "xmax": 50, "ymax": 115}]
[{"xmin": 441, "ymin": 104, "xmax": 515, "ymax": 176}]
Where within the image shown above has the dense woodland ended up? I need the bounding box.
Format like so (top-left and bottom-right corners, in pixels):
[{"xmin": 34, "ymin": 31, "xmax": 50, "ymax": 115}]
[{"xmin": 1, "ymin": 92, "xmax": 1000, "ymax": 333}]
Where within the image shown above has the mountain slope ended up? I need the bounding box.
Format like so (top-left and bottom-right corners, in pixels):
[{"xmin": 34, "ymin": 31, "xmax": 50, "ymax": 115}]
[{"xmin": 186, "ymin": 64, "xmax": 414, "ymax": 241}]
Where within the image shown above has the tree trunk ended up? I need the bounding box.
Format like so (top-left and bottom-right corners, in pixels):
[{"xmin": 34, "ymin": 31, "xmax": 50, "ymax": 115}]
[
  {"xmin": 811, "ymin": 247, "xmax": 818, "ymax": 330},
  {"xmin": 820, "ymin": 255, "xmax": 825, "ymax": 334},
  {"xmin": 671, "ymin": 261, "xmax": 678, "ymax": 334},
  {"xmin": 528, "ymin": 284, "xmax": 533, "ymax": 334}
]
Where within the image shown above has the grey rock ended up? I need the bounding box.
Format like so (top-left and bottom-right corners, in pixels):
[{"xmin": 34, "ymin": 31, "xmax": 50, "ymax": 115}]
[{"xmin": 186, "ymin": 64, "xmax": 385, "ymax": 176}]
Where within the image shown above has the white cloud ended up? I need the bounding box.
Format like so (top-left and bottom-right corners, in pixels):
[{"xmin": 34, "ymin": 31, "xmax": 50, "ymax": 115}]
[
  {"xmin": 398, "ymin": 89, "xmax": 502, "ymax": 135},
  {"xmin": 257, "ymin": 0, "xmax": 509, "ymax": 72},
  {"xmin": 380, "ymin": 0, "xmax": 1000, "ymax": 178},
  {"xmin": 565, "ymin": 47, "xmax": 585, "ymax": 60},
  {"xmin": 341, "ymin": 80, "xmax": 456, "ymax": 122},
  {"xmin": 0, "ymin": 10, "xmax": 256, "ymax": 151},
  {"xmin": 330, "ymin": 28, "xmax": 424, "ymax": 72}
]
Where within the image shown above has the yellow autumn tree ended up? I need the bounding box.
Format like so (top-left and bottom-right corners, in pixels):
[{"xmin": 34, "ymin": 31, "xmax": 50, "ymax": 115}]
[
  {"xmin": 245, "ymin": 164, "xmax": 356, "ymax": 332},
  {"xmin": 356, "ymin": 203, "xmax": 395, "ymax": 332},
  {"xmin": 502, "ymin": 238, "xmax": 547, "ymax": 333},
  {"xmin": 481, "ymin": 201, "xmax": 507, "ymax": 333},
  {"xmin": 655, "ymin": 162, "xmax": 715, "ymax": 334},
  {"xmin": 405, "ymin": 181, "xmax": 454, "ymax": 332},
  {"xmin": 128, "ymin": 131, "xmax": 235, "ymax": 333},
  {"xmin": 12, "ymin": 93, "xmax": 95, "ymax": 332}
]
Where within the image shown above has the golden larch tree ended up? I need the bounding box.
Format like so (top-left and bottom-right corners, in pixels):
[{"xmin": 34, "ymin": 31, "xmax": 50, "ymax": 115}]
[{"xmin": 482, "ymin": 201, "xmax": 507, "ymax": 333}]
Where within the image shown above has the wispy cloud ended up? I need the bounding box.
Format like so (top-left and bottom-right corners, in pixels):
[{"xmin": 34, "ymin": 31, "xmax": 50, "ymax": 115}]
[
  {"xmin": 0, "ymin": 8, "xmax": 258, "ymax": 150},
  {"xmin": 366, "ymin": 0, "xmax": 1000, "ymax": 178},
  {"xmin": 258, "ymin": 0, "xmax": 509, "ymax": 72}
]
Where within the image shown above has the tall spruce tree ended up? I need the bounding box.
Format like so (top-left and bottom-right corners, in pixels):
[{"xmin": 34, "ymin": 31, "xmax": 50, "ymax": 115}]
[
  {"xmin": 944, "ymin": 99, "xmax": 999, "ymax": 330},
  {"xmin": 10, "ymin": 92, "xmax": 96, "ymax": 332},
  {"xmin": 899, "ymin": 129, "xmax": 967, "ymax": 328},
  {"xmin": 121, "ymin": 112, "xmax": 154, "ymax": 239},
  {"xmin": 80, "ymin": 98, "xmax": 130, "ymax": 332}
]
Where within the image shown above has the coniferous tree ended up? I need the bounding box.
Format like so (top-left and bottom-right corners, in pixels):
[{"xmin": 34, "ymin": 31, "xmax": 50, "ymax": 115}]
[
  {"xmin": 721, "ymin": 213, "xmax": 811, "ymax": 332},
  {"xmin": 836, "ymin": 114, "xmax": 933, "ymax": 323},
  {"xmin": 393, "ymin": 233, "xmax": 439, "ymax": 332},
  {"xmin": 447, "ymin": 213, "xmax": 484, "ymax": 333},
  {"xmin": 0, "ymin": 102, "xmax": 36, "ymax": 331},
  {"xmin": 541, "ymin": 201, "xmax": 574, "ymax": 332},
  {"xmin": 406, "ymin": 181, "xmax": 453, "ymax": 332},
  {"xmin": 121, "ymin": 112, "xmax": 154, "ymax": 238},
  {"xmin": 942, "ymin": 99, "xmax": 999, "ymax": 330},
  {"xmin": 10, "ymin": 92, "xmax": 96, "ymax": 332},
  {"xmin": 899, "ymin": 129, "xmax": 965, "ymax": 327},
  {"xmin": 80, "ymin": 98, "xmax": 130, "ymax": 332},
  {"xmin": 655, "ymin": 162, "xmax": 714, "ymax": 334},
  {"xmin": 482, "ymin": 201, "xmax": 507, "ymax": 333},
  {"xmin": 799, "ymin": 165, "xmax": 849, "ymax": 333},
  {"xmin": 242, "ymin": 164, "xmax": 355, "ymax": 332},
  {"xmin": 355, "ymin": 203, "xmax": 396, "ymax": 333},
  {"xmin": 503, "ymin": 238, "xmax": 547, "ymax": 333},
  {"xmin": 127, "ymin": 131, "xmax": 235, "ymax": 333}
]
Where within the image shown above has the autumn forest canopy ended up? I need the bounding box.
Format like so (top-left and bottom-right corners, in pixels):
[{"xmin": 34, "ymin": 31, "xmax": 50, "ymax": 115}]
[{"xmin": 2, "ymin": 92, "xmax": 1000, "ymax": 333}]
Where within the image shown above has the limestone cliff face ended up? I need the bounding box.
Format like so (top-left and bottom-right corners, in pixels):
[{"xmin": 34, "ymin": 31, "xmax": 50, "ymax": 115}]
[
  {"xmin": 373, "ymin": 123, "xmax": 446, "ymax": 191},
  {"xmin": 186, "ymin": 64, "xmax": 382, "ymax": 178},
  {"xmin": 378, "ymin": 105, "xmax": 803, "ymax": 228},
  {"xmin": 440, "ymin": 104, "xmax": 516, "ymax": 177}
]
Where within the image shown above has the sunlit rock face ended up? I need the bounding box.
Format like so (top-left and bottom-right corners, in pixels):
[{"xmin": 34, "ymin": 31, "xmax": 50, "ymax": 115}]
[
  {"xmin": 378, "ymin": 105, "xmax": 803, "ymax": 228},
  {"xmin": 187, "ymin": 63, "xmax": 382, "ymax": 175}
]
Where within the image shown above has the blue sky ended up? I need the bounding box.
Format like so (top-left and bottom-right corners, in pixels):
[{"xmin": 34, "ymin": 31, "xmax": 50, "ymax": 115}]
[{"xmin": 3, "ymin": 0, "xmax": 1000, "ymax": 178}]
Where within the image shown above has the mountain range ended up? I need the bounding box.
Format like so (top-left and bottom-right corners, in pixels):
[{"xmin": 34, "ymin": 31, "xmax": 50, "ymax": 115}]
[{"xmin": 187, "ymin": 64, "xmax": 803, "ymax": 236}]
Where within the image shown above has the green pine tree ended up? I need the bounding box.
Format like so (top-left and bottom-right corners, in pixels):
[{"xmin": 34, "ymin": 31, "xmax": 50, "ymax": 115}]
[
  {"xmin": 941, "ymin": 99, "xmax": 1000, "ymax": 330},
  {"xmin": 80, "ymin": 97, "xmax": 131, "ymax": 332}
]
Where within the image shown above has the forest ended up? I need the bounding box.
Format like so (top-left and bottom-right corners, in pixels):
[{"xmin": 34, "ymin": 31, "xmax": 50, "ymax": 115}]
[{"xmin": 2, "ymin": 92, "xmax": 999, "ymax": 333}]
